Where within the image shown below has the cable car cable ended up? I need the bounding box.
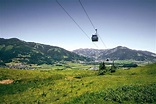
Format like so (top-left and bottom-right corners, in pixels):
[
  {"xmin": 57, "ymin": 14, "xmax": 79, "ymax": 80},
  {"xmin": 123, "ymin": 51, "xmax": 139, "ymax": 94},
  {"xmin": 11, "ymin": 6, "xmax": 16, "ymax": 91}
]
[
  {"xmin": 79, "ymin": 0, "xmax": 96, "ymax": 30},
  {"xmin": 99, "ymin": 34, "xmax": 107, "ymax": 48},
  {"xmin": 56, "ymin": 0, "xmax": 89, "ymax": 39},
  {"xmin": 56, "ymin": 0, "xmax": 98, "ymax": 48},
  {"xmin": 79, "ymin": 0, "xmax": 107, "ymax": 48}
]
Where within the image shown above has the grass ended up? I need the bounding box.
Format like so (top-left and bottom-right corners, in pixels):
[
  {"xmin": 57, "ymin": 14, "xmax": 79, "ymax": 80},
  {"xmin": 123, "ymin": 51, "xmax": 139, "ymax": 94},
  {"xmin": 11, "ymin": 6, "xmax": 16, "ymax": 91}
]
[
  {"xmin": 66, "ymin": 84, "xmax": 156, "ymax": 104},
  {"xmin": 0, "ymin": 63, "xmax": 156, "ymax": 104}
]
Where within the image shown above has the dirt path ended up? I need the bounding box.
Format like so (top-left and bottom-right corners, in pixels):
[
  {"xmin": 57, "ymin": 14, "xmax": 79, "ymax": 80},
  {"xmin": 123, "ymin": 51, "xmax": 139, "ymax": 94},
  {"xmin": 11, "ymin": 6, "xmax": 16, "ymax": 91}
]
[{"xmin": 0, "ymin": 79, "xmax": 14, "ymax": 84}]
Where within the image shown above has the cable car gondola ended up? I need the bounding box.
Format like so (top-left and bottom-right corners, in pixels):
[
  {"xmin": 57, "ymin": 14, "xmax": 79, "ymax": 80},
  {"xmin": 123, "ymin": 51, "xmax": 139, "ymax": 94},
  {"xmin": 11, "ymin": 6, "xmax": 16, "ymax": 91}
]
[
  {"xmin": 92, "ymin": 29, "xmax": 98, "ymax": 42},
  {"xmin": 106, "ymin": 58, "xmax": 110, "ymax": 61}
]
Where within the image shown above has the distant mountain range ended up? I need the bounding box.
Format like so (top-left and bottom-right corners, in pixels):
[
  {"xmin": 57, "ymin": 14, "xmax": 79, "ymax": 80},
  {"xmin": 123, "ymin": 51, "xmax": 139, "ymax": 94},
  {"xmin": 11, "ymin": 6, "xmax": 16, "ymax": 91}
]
[
  {"xmin": 73, "ymin": 46, "xmax": 156, "ymax": 61},
  {"xmin": 0, "ymin": 38, "xmax": 91, "ymax": 65},
  {"xmin": 0, "ymin": 38, "xmax": 155, "ymax": 66}
]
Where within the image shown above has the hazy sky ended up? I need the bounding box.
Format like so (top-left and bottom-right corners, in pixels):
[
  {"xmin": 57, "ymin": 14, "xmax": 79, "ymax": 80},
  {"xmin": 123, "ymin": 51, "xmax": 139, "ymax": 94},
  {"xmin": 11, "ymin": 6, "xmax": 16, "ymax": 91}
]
[{"xmin": 0, "ymin": 0, "xmax": 156, "ymax": 53}]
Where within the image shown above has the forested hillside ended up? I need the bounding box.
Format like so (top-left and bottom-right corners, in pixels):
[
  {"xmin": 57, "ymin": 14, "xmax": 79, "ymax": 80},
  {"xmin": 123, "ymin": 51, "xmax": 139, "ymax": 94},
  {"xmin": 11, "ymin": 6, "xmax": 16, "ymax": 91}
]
[{"xmin": 0, "ymin": 38, "xmax": 91, "ymax": 65}]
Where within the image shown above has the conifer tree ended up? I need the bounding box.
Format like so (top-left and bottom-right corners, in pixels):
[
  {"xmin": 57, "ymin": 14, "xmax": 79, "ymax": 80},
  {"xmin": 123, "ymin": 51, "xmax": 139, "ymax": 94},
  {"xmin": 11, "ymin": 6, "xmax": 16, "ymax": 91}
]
[{"xmin": 98, "ymin": 62, "xmax": 106, "ymax": 75}]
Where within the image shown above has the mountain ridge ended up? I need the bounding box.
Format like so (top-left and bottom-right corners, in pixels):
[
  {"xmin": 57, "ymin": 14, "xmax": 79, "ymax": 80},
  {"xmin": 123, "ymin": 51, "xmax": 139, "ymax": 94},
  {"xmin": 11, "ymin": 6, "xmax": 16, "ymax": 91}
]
[
  {"xmin": 0, "ymin": 38, "xmax": 155, "ymax": 65},
  {"xmin": 0, "ymin": 38, "xmax": 91, "ymax": 65},
  {"xmin": 73, "ymin": 46, "xmax": 156, "ymax": 61}
]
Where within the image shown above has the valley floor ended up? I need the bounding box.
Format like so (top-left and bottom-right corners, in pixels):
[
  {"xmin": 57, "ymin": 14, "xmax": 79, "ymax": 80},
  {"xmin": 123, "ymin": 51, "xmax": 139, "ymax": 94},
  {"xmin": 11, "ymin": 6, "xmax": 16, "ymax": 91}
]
[{"xmin": 0, "ymin": 63, "xmax": 156, "ymax": 104}]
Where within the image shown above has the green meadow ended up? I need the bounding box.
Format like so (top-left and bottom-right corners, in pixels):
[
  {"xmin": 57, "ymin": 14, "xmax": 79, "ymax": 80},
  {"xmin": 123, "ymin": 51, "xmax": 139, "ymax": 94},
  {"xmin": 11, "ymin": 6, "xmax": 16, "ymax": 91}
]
[{"xmin": 0, "ymin": 63, "xmax": 156, "ymax": 104}]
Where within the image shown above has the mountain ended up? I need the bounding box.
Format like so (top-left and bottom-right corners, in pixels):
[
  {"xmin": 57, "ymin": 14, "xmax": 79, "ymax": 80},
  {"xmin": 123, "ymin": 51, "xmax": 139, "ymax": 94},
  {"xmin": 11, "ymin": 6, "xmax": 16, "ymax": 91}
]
[
  {"xmin": 73, "ymin": 46, "xmax": 156, "ymax": 61},
  {"xmin": 0, "ymin": 38, "xmax": 91, "ymax": 65}
]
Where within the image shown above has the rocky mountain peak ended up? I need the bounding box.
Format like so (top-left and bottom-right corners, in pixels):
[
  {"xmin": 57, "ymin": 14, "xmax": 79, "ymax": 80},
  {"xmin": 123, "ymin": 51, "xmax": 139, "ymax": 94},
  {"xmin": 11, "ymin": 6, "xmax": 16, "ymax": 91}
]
[{"xmin": 73, "ymin": 47, "xmax": 156, "ymax": 61}]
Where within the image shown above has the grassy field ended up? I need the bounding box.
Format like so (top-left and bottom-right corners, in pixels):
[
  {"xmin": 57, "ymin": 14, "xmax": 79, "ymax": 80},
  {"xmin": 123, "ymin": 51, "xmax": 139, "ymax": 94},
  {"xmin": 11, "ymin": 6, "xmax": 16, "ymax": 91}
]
[{"xmin": 0, "ymin": 63, "xmax": 156, "ymax": 104}]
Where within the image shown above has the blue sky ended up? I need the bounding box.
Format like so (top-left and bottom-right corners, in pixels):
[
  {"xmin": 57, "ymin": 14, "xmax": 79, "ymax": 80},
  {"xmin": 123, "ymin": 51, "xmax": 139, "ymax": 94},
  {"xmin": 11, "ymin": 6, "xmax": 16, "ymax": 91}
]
[{"xmin": 0, "ymin": 0, "xmax": 156, "ymax": 53}]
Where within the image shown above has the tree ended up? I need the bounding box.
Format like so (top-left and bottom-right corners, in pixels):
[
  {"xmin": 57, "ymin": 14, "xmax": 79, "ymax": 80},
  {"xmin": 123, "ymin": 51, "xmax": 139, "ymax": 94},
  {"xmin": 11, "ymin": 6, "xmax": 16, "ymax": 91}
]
[
  {"xmin": 98, "ymin": 62, "xmax": 106, "ymax": 75},
  {"xmin": 110, "ymin": 60, "xmax": 116, "ymax": 73},
  {"xmin": 110, "ymin": 65, "xmax": 116, "ymax": 73}
]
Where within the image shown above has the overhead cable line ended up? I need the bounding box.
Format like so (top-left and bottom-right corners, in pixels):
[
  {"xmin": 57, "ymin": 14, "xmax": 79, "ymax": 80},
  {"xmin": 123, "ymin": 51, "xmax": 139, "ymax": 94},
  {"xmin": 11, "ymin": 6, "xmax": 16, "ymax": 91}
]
[
  {"xmin": 79, "ymin": 0, "xmax": 96, "ymax": 30},
  {"xmin": 79, "ymin": 0, "xmax": 107, "ymax": 48},
  {"xmin": 56, "ymin": 0, "xmax": 98, "ymax": 48},
  {"xmin": 56, "ymin": 0, "xmax": 89, "ymax": 39},
  {"xmin": 98, "ymin": 35, "xmax": 107, "ymax": 48}
]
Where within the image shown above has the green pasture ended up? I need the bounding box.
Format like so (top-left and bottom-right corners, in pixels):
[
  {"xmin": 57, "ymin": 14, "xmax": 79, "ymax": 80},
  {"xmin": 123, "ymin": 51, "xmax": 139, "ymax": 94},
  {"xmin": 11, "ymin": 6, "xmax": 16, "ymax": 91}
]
[{"xmin": 0, "ymin": 63, "xmax": 156, "ymax": 104}]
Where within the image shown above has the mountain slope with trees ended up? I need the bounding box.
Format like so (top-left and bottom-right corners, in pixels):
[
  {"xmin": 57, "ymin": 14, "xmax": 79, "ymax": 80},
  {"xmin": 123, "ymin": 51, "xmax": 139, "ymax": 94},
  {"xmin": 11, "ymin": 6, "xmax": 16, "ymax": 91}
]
[{"xmin": 0, "ymin": 38, "xmax": 91, "ymax": 65}]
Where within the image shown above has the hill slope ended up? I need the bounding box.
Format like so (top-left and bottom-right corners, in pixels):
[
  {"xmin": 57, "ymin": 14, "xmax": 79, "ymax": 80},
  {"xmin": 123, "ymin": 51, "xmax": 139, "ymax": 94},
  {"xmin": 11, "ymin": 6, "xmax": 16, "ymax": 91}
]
[
  {"xmin": 0, "ymin": 63, "xmax": 156, "ymax": 103},
  {"xmin": 73, "ymin": 46, "xmax": 156, "ymax": 61},
  {"xmin": 0, "ymin": 38, "xmax": 90, "ymax": 65}
]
